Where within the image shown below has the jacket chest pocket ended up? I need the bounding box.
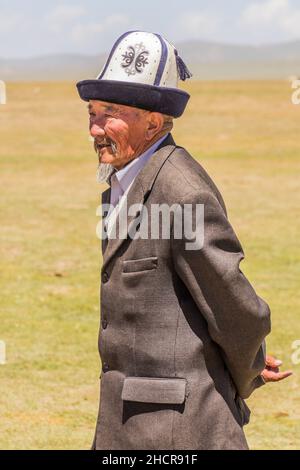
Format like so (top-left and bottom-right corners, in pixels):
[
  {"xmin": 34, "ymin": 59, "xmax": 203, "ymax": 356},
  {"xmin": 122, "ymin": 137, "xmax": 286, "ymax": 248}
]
[{"xmin": 122, "ymin": 256, "xmax": 158, "ymax": 274}]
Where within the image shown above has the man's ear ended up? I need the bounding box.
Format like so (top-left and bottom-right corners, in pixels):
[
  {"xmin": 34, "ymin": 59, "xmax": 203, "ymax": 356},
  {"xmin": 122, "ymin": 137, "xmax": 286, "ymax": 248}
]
[{"xmin": 145, "ymin": 112, "xmax": 164, "ymax": 141}]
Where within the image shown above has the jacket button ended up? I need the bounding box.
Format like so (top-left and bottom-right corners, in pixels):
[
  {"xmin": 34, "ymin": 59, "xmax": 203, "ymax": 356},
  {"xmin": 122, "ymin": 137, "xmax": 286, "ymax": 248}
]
[
  {"xmin": 102, "ymin": 362, "xmax": 109, "ymax": 372},
  {"xmin": 102, "ymin": 319, "xmax": 108, "ymax": 329},
  {"xmin": 102, "ymin": 272, "xmax": 109, "ymax": 283}
]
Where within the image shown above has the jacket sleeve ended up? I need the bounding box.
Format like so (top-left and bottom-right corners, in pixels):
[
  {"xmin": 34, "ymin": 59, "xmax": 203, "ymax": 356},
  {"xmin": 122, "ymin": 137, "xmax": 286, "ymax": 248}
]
[{"xmin": 171, "ymin": 189, "xmax": 271, "ymax": 399}]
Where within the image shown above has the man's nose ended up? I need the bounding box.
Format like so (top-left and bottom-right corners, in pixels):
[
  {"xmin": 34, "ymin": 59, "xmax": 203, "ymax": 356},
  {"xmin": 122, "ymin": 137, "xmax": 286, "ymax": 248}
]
[{"xmin": 90, "ymin": 122, "xmax": 105, "ymax": 139}]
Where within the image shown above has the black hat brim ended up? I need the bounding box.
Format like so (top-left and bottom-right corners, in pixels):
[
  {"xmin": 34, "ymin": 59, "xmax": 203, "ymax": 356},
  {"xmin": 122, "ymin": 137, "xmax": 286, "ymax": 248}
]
[{"xmin": 76, "ymin": 79, "xmax": 190, "ymax": 118}]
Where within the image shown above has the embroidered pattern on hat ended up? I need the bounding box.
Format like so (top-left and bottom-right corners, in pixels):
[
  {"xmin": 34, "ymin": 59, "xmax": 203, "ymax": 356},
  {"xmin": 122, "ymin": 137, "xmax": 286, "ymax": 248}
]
[{"xmin": 121, "ymin": 42, "xmax": 149, "ymax": 76}]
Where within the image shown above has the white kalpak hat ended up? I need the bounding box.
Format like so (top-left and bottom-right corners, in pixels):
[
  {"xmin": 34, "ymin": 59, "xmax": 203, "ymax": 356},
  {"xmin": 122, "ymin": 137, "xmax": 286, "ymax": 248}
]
[{"xmin": 77, "ymin": 30, "xmax": 192, "ymax": 117}]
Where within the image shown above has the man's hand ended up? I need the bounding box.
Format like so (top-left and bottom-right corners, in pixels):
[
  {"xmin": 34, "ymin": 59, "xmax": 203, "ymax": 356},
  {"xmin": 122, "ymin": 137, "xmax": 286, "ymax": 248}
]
[{"xmin": 261, "ymin": 355, "xmax": 293, "ymax": 383}]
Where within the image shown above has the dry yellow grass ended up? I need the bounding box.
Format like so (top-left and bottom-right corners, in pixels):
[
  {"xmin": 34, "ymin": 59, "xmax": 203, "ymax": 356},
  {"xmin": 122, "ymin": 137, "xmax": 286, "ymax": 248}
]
[{"xmin": 0, "ymin": 80, "xmax": 299, "ymax": 449}]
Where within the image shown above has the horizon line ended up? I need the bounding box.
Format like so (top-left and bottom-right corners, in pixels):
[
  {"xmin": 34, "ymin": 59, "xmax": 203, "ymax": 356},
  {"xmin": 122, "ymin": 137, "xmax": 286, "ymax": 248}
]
[{"xmin": 1, "ymin": 37, "xmax": 300, "ymax": 61}]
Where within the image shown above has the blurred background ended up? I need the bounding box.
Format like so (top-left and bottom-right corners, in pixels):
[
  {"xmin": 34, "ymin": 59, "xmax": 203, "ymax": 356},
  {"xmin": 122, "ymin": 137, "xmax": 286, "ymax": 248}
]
[{"xmin": 0, "ymin": 0, "xmax": 299, "ymax": 450}]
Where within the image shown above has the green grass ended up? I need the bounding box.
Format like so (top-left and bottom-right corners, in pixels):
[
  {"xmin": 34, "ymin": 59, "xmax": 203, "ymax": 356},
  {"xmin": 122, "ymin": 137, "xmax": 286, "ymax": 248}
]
[{"xmin": 0, "ymin": 81, "xmax": 299, "ymax": 449}]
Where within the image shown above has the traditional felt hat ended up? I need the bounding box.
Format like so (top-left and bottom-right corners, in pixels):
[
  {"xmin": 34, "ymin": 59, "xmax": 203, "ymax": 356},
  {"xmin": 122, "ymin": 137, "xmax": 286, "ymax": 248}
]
[{"xmin": 76, "ymin": 30, "xmax": 192, "ymax": 117}]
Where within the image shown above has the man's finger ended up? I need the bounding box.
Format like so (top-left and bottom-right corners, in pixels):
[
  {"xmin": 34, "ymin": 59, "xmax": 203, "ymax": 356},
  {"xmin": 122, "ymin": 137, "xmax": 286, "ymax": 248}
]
[
  {"xmin": 263, "ymin": 370, "xmax": 293, "ymax": 382},
  {"xmin": 272, "ymin": 371, "xmax": 293, "ymax": 381},
  {"xmin": 266, "ymin": 355, "xmax": 282, "ymax": 368}
]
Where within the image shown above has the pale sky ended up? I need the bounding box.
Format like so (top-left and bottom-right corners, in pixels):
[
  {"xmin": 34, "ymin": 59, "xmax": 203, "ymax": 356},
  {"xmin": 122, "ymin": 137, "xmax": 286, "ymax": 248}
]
[{"xmin": 1, "ymin": 0, "xmax": 300, "ymax": 58}]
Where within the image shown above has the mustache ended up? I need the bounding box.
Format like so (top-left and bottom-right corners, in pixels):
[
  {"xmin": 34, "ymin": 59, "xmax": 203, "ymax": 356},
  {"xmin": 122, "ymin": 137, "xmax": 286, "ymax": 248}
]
[{"xmin": 93, "ymin": 137, "xmax": 117, "ymax": 154}]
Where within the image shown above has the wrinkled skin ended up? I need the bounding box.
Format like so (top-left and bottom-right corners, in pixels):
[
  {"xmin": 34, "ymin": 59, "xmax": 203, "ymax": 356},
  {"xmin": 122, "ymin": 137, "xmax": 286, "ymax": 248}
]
[{"xmin": 88, "ymin": 100, "xmax": 173, "ymax": 170}]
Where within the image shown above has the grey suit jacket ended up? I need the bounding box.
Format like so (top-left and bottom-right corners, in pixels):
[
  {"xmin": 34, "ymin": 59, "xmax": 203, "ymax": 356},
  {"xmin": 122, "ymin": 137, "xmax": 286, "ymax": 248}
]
[{"xmin": 92, "ymin": 134, "xmax": 271, "ymax": 450}]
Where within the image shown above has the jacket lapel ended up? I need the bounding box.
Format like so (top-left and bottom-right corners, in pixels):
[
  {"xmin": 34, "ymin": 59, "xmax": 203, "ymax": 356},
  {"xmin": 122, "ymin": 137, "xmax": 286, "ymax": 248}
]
[
  {"xmin": 100, "ymin": 187, "xmax": 111, "ymax": 255},
  {"xmin": 101, "ymin": 134, "xmax": 177, "ymax": 272}
]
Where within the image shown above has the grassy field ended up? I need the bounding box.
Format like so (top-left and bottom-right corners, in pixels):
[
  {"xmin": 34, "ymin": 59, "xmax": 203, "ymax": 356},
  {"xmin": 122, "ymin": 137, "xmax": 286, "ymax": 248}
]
[{"xmin": 0, "ymin": 80, "xmax": 299, "ymax": 450}]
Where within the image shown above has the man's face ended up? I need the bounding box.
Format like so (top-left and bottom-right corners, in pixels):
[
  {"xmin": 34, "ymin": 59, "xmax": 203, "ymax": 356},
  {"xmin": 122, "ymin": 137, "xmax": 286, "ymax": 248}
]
[{"xmin": 88, "ymin": 100, "xmax": 150, "ymax": 170}]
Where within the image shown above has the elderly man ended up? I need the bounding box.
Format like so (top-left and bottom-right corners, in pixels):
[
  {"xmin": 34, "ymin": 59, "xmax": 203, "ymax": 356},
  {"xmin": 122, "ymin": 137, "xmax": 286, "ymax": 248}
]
[{"xmin": 77, "ymin": 31, "xmax": 292, "ymax": 450}]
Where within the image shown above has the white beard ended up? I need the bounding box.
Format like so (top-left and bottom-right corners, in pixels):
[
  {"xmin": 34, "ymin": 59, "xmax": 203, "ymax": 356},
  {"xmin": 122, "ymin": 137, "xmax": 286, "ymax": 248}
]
[{"xmin": 96, "ymin": 162, "xmax": 115, "ymax": 184}]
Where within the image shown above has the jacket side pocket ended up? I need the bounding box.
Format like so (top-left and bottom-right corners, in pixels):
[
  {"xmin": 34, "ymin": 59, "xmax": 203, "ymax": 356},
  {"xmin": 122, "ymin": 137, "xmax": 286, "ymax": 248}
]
[{"xmin": 121, "ymin": 377, "xmax": 187, "ymax": 404}]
